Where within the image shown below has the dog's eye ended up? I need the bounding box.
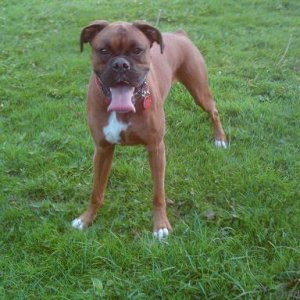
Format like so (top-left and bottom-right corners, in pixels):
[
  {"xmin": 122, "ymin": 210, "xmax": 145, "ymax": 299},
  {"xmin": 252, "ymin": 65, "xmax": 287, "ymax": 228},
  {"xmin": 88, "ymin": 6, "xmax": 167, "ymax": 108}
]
[
  {"xmin": 98, "ymin": 48, "xmax": 110, "ymax": 55},
  {"xmin": 132, "ymin": 48, "xmax": 143, "ymax": 55}
]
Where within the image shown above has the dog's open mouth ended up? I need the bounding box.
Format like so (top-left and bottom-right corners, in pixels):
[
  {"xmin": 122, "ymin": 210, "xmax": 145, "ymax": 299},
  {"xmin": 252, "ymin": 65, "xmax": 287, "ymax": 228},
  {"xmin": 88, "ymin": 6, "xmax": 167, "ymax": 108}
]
[{"xmin": 108, "ymin": 83, "xmax": 135, "ymax": 113}]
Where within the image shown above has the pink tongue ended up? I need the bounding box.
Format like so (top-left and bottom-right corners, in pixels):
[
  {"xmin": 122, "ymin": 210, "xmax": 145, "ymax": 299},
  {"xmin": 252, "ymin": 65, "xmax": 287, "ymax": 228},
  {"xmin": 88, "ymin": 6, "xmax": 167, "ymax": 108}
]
[{"xmin": 108, "ymin": 84, "xmax": 135, "ymax": 113}]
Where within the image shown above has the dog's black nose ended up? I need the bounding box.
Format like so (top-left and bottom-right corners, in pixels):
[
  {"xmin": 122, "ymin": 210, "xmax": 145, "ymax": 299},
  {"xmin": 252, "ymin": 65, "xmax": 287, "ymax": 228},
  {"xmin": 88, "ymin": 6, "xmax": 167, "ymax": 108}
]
[{"xmin": 112, "ymin": 57, "xmax": 130, "ymax": 72}]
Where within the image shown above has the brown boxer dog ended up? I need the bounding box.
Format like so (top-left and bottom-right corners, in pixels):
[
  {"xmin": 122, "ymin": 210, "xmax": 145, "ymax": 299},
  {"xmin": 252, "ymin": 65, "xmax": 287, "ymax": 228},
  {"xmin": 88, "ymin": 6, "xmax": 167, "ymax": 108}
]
[{"xmin": 72, "ymin": 20, "xmax": 227, "ymax": 239}]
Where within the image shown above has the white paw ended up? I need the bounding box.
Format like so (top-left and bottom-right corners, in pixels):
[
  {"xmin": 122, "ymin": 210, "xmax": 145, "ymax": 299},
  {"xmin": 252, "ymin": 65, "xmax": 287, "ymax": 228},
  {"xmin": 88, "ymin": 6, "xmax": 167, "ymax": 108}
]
[
  {"xmin": 215, "ymin": 140, "xmax": 228, "ymax": 149},
  {"xmin": 153, "ymin": 228, "xmax": 169, "ymax": 240},
  {"xmin": 71, "ymin": 218, "xmax": 86, "ymax": 230}
]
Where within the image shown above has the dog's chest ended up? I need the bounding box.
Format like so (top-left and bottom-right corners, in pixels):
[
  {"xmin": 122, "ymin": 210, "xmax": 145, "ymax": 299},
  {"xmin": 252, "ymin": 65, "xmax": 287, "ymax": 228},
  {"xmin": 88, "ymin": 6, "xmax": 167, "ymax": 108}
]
[
  {"xmin": 102, "ymin": 111, "xmax": 156, "ymax": 145},
  {"xmin": 103, "ymin": 112, "xmax": 129, "ymax": 144}
]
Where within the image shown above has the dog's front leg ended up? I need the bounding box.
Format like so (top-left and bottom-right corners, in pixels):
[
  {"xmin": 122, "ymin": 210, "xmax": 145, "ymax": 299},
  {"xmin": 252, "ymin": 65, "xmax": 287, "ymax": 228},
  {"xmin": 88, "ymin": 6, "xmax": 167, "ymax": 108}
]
[
  {"xmin": 72, "ymin": 145, "xmax": 115, "ymax": 230},
  {"xmin": 147, "ymin": 142, "xmax": 172, "ymax": 239}
]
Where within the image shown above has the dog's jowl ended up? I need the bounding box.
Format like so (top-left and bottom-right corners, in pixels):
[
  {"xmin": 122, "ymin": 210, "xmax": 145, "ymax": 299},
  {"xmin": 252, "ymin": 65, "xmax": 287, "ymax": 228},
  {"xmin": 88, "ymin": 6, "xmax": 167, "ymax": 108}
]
[{"xmin": 72, "ymin": 20, "xmax": 227, "ymax": 239}]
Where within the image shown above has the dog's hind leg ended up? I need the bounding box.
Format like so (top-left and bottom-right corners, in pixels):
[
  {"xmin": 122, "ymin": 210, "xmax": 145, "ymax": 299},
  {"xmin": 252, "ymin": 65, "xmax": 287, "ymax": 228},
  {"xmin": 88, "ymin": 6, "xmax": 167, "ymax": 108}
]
[{"xmin": 177, "ymin": 45, "xmax": 227, "ymax": 148}]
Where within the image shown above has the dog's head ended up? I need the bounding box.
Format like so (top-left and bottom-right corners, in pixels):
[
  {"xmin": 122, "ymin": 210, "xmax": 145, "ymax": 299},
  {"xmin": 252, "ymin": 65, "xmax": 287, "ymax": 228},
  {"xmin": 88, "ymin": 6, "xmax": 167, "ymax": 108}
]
[{"xmin": 80, "ymin": 20, "xmax": 164, "ymax": 113}]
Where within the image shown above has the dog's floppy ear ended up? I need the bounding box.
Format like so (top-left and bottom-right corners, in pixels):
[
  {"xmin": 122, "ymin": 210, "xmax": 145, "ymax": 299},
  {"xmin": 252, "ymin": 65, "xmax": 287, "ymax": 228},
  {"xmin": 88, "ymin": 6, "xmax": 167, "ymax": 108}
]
[
  {"xmin": 133, "ymin": 21, "xmax": 164, "ymax": 54},
  {"xmin": 80, "ymin": 20, "xmax": 109, "ymax": 52}
]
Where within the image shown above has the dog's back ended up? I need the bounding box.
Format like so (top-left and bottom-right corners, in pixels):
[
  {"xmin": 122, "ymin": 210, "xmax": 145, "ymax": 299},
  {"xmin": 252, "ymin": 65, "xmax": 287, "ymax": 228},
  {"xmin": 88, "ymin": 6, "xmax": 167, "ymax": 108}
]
[{"xmin": 149, "ymin": 31, "xmax": 208, "ymax": 99}]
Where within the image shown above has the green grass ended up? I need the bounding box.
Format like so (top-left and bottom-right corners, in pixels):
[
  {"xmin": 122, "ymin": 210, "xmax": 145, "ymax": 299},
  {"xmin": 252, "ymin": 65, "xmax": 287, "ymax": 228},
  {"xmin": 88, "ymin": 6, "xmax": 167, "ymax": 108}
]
[{"xmin": 1, "ymin": 0, "xmax": 300, "ymax": 299}]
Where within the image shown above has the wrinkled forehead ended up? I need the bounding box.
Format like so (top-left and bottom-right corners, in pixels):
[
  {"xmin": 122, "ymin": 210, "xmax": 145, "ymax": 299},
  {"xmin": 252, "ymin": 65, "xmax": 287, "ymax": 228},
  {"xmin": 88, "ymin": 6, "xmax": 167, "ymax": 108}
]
[{"xmin": 93, "ymin": 22, "xmax": 149, "ymax": 51}]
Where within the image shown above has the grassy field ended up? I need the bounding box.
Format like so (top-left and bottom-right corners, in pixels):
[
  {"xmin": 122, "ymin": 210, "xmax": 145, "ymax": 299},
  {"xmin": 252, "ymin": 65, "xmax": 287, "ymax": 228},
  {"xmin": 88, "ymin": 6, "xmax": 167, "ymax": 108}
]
[{"xmin": 1, "ymin": 0, "xmax": 300, "ymax": 298}]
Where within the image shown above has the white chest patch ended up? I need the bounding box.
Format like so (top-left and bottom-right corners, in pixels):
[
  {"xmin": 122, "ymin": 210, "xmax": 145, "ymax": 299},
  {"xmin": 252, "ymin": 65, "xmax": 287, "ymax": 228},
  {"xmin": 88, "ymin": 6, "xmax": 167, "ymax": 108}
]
[{"xmin": 103, "ymin": 112, "xmax": 128, "ymax": 144}]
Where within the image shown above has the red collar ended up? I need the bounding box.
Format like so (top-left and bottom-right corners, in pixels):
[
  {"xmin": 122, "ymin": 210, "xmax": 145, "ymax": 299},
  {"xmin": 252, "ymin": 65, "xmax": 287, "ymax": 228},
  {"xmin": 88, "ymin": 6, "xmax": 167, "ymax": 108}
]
[{"xmin": 95, "ymin": 76, "xmax": 151, "ymax": 111}]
